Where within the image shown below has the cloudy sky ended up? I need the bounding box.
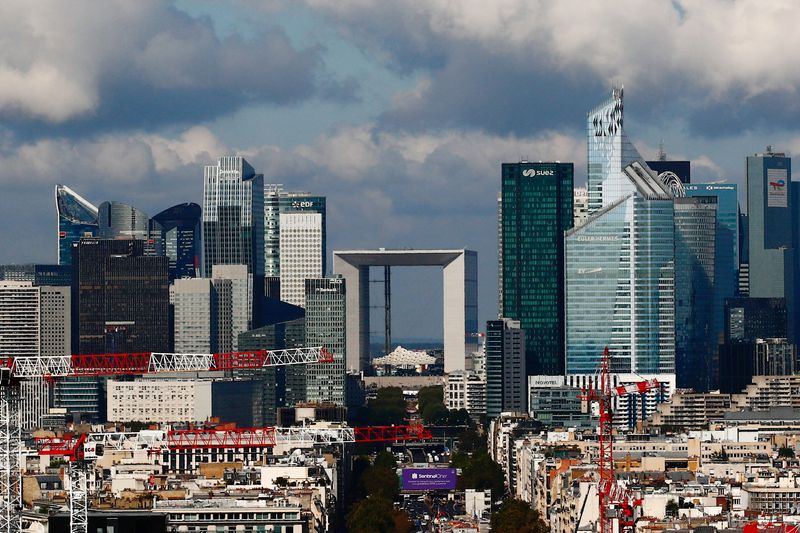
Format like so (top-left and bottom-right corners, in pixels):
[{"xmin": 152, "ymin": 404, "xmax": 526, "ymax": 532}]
[{"xmin": 2, "ymin": 0, "xmax": 800, "ymax": 340}]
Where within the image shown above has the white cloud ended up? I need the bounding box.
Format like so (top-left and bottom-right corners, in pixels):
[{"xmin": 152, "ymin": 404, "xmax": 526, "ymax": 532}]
[{"xmin": 307, "ymin": 0, "xmax": 800, "ymax": 98}]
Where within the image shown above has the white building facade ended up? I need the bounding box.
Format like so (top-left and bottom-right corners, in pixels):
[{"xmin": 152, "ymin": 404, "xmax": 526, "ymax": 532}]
[
  {"xmin": 107, "ymin": 379, "xmax": 212, "ymax": 423},
  {"xmin": 279, "ymin": 212, "xmax": 323, "ymax": 307}
]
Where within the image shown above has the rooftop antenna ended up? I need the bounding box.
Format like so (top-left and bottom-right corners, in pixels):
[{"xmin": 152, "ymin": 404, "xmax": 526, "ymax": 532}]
[{"xmin": 658, "ymin": 140, "xmax": 667, "ymax": 161}]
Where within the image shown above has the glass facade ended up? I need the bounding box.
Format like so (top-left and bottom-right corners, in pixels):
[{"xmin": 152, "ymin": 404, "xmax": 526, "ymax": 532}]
[
  {"xmin": 567, "ymin": 89, "xmax": 676, "ymax": 378},
  {"xmin": 746, "ymin": 151, "xmax": 795, "ymax": 340},
  {"xmin": 202, "ymin": 156, "xmax": 264, "ymax": 278},
  {"xmin": 264, "ymin": 186, "xmax": 327, "ymax": 277},
  {"xmin": 485, "ymin": 318, "xmax": 526, "ymax": 419},
  {"xmin": 674, "ymin": 197, "xmax": 717, "ymax": 391},
  {"xmin": 152, "ymin": 203, "xmax": 201, "ymax": 281},
  {"xmin": 586, "ymin": 87, "xmax": 647, "ymax": 213},
  {"xmin": 97, "ymin": 201, "xmax": 162, "ymax": 256},
  {"xmin": 55, "ymin": 184, "xmax": 98, "ymax": 267},
  {"xmin": 685, "ymin": 184, "xmax": 739, "ymax": 346},
  {"xmin": 305, "ymin": 277, "xmax": 345, "ymax": 405},
  {"xmin": 499, "ymin": 162, "xmax": 573, "ymax": 376}
]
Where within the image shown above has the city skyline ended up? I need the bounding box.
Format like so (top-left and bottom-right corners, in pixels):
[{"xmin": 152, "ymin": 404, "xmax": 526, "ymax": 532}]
[{"xmin": 3, "ymin": 2, "xmax": 800, "ymax": 340}]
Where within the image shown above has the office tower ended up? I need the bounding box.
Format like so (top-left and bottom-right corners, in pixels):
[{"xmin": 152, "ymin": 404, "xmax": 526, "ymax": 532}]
[
  {"xmin": 0, "ymin": 264, "xmax": 71, "ymax": 286},
  {"xmin": 152, "ymin": 203, "xmax": 201, "ymax": 281},
  {"xmin": 0, "ymin": 282, "xmax": 70, "ymax": 429},
  {"xmin": 499, "ymin": 162, "xmax": 573, "ymax": 376},
  {"xmin": 264, "ymin": 186, "xmax": 327, "ymax": 277},
  {"xmin": 55, "ymin": 184, "xmax": 98, "ymax": 267},
  {"xmin": 279, "ymin": 212, "xmax": 323, "ymax": 307},
  {"xmin": 724, "ymin": 297, "xmax": 787, "ymax": 343},
  {"xmin": 62, "ymin": 239, "xmax": 169, "ymax": 420},
  {"xmin": 173, "ymin": 278, "xmax": 218, "ymax": 353},
  {"xmin": 212, "ymin": 265, "xmax": 251, "ymax": 351},
  {"xmin": 485, "ymin": 318, "xmax": 526, "ymax": 419},
  {"xmin": 573, "ymin": 186, "xmax": 589, "ymax": 228},
  {"xmin": 239, "ymin": 316, "xmax": 306, "ymax": 425},
  {"xmin": 566, "ymin": 89, "xmax": 676, "ymax": 378},
  {"xmin": 746, "ymin": 148, "xmax": 795, "ymax": 338},
  {"xmin": 719, "ymin": 338, "xmax": 795, "ymax": 395},
  {"xmin": 202, "ymin": 156, "xmax": 264, "ymax": 278},
  {"xmin": 673, "ymin": 196, "xmax": 717, "ymax": 391},
  {"xmin": 305, "ymin": 277, "xmax": 345, "ymax": 405},
  {"xmin": 685, "ymin": 184, "xmax": 739, "ymax": 345}
]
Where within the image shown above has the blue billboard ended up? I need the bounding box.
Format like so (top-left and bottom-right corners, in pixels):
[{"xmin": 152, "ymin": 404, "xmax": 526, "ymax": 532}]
[{"xmin": 401, "ymin": 468, "xmax": 457, "ymax": 491}]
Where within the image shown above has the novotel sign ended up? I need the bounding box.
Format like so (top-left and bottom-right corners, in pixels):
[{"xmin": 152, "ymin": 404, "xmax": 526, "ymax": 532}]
[{"xmin": 401, "ymin": 468, "xmax": 457, "ymax": 491}]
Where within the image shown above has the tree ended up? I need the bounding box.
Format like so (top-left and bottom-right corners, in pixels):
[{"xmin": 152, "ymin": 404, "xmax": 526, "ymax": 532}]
[
  {"xmin": 366, "ymin": 387, "xmax": 407, "ymax": 425},
  {"xmin": 362, "ymin": 465, "xmax": 400, "ymax": 501},
  {"xmin": 374, "ymin": 450, "xmax": 398, "ymax": 470},
  {"xmin": 456, "ymin": 426, "xmax": 486, "ymax": 454},
  {"xmin": 490, "ymin": 499, "xmax": 548, "ymax": 533},
  {"xmin": 779, "ymin": 446, "xmax": 796, "ymax": 458},
  {"xmin": 666, "ymin": 499, "xmax": 679, "ymax": 517},
  {"xmin": 346, "ymin": 496, "xmax": 397, "ymax": 533},
  {"xmin": 453, "ymin": 451, "xmax": 505, "ymax": 496},
  {"xmin": 417, "ymin": 386, "xmax": 444, "ymax": 413},
  {"xmin": 421, "ymin": 401, "xmax": 449, "ymax": 424}
]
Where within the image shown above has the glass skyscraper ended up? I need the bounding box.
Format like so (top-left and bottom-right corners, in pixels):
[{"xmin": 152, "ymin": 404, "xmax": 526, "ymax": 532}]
[
  {"xmin": 55, "ymin": 184, "xmax": 98, "ymax": 267},
  {"xmin": 485, "ymin": 318, "xmax": 525, "ymax": 419},
  {"xmin": 153, "ymin": 203, "xmax": 201, "ymax": 281},
  {"xmin": 673, "ymin": 196, "xmax": 717, "ymax": 391},
  {"xmin": 566, "ymin": 89, "xmax": 676, "ymax": 377},
  {"xmin": 305, "ymin": 277, "xmax": 345, "ymax": 406},
  {"xmin": 202, "ymin": 156, "xmax": 265, "ymax": 278},
  {"xmin": 98, "ymin": 201, "xmax": 162, "ymax": 256},
  {"xmin": 746, "ymin": 149, "xmax": 795, "ymax": 339},
  {"xmin": 684, "ymin": 183, "xmax": 739, "ymax": 346},
  {"xmin": 499, "ymin": 162, "xmax": 573, "ymax": 376},
  {"xmin": 264, "ymin": 186, "xmax": 327, "ymax": 277}
]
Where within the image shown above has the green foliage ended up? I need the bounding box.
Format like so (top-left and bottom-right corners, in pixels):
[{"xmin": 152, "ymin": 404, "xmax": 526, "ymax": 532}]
[
  {"xmin": 665, "ymin": 499, "xmax": 679, "ymax": 517},
  {"xmin": 417, "ymin": 386, "xmax": 443, "ymax": 413},
  {"xmin": 374, "ymin": 450, "xmax": 398, "ymax": 470},
  {"xmin": 456, "ymin": 426, "xmax": 486, "ymax": 454},
  {"xmin": 779, "ymin": 446, "xmax": 796, "ymax": 458},
  {"xmin": 490, "ymin": 499, "xmax": 548, "ymax": 533},
  {"xmin": 347, "ymin": 496, "xmax": 405, "ymax": 533},
  {"xmin": 366, "ymin": 387, "xmax": 407, "ymax": 425},
  {"xmin": 452, "ymin": 451, "xmax": 504, "ymax": 495},
  {"xmin": 362, "ymin": 466, "xmax": 400, "ymax": 501}
]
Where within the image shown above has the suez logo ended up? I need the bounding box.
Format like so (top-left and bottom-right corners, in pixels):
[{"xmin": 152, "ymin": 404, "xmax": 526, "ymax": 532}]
[{"xmin": 522, "ymin": 169, "xmax": 555, "ymax": 177}]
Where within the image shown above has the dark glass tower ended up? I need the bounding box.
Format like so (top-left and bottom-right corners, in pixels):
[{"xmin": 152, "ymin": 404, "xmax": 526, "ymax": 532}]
[
  {"xmin": 153, "ymin": 203, "xmax": 201, "ymax": 281},
  {"xmin": 98, "ymin": 201, "xmax": 162, "ymax": 256},
  {"xmin": 61, "ymin": 238, "xmax": 169, "ymax": 421},
  {"xmin": 673, "ymin": 196, "xmax": 717, "ymax": 391},
  {"xmin": 485, "ymin": 318, "xmax": 526, "ymax": 419},
  {"xmin": 499, "ymin": 161, "xmax": 574, "ymax": 376},
  {"xmin": 55, "ymin": 185, "xmax": 98, "ymax": 267}
]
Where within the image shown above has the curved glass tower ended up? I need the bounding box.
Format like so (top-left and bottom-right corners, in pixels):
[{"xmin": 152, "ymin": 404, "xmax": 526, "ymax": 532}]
[
  {"xmin": 55, "ymin": 184, "xmax": 98, "ymax": 266},
  {"xmin": 98, "ymin": 201, "xmax": 162, "ymax": 255},
  {"xmin": 153, "ymin": 202, "xmax": 201, "ymax": 280}
]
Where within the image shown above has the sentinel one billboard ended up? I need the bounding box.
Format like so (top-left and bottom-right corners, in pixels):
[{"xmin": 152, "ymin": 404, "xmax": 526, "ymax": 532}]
[{"xmin": 401, "ymin": 468, "xmax": 457, "ymax": 491}]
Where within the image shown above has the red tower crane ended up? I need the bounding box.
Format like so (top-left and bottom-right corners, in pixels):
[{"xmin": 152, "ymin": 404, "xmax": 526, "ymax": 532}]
[
  {"xmin": 579, "ymin": 347, "xmax": 660, "ymax": 533},
  {"xmin": 31, "ymin": 423, "xmax": 433, "ymax": 533},
  {"xmin": 0, "ymin": 346, "xmax": 332, "ymax": 533}
]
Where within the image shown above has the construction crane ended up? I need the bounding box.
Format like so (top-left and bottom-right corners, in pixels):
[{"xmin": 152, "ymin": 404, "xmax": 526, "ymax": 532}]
[
  {"xmin": 0, "ymin": 346, "xmax": 332, "ymax": 533},
  {"xmin": 31, "ymin": 424, "xmax": 433, "ymax": 533},
  {"xmin": 579, "ymin": 347, "xmax": 660, "ymax": 533}
]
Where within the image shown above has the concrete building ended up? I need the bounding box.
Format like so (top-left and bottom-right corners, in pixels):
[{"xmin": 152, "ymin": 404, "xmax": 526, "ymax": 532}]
[
  {"xmin": 333, "ymin": 249, "xmax": 477, "ymax": 373},
  {"xmin": 107, "ymin": 380, "xmax": 212, "ymax": 423},
  {"xmin": 445, "ymin": 370, "xmax": 486, "ymax": 418},
  {"xmin": 172, "ymin": 278, "xmax": 217, "ymax": 353},
  {"xmin": 0, "ymin": 282, "xmax": 70, "ymax": 429},
  {"xmin": 212, "ymin": 264, "xmax": 251, "ymax": 351},
  {"xmin": 527, "ymin": 376, "xmax": 590, "ymax": 428},
  {"xmin": 264, "ymin": 186, "xmax": 327, "ymax": 278},
  {"xmin": 651, "ymin": 391, "xmax": 733, "ymax": 431},
  {"xmin": 486, "ymin": 318, "xmax": 526, "ymax": 419},
  {"xmin": 305, "ymin": 277, "xmax": 346, "ymax": 405},
  {"xmin": 279, "ymin": 212, "xmax": 323, "ymax": 307}
]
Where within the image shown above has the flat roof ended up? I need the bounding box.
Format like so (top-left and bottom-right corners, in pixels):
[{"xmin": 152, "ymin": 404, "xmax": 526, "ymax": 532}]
[{"xmin": 333, "ymin": 249, "xmax": 476, "ymax": 266}]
